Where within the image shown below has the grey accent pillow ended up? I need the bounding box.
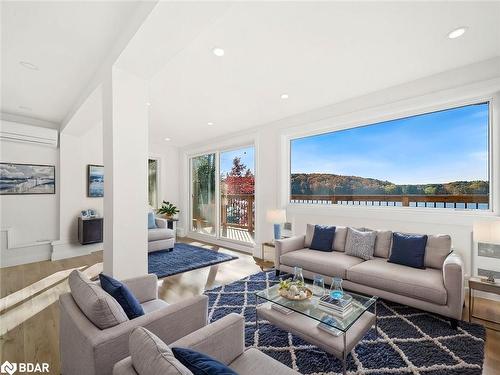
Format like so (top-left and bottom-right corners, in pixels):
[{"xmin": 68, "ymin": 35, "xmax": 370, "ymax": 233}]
[
  {"xmin": 130, "ymin": 327, "xmax": 192, "ymax": 375},
  {"xmin": 425, "ymin": 234, "xmax": 452, "ymax": 269},
  {"xmin": 68, "ymin": 270, "xmax": 128, "ymax": 330},
  {"xmin": 344, "ymin": 227, "xmax": 377, "ymax": 260}
]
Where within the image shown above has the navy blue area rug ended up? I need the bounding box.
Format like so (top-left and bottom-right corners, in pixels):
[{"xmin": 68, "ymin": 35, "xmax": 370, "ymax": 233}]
[
  {"xmin": 205, "ymin": 271, "xmax": 486, "ymax": 374},
  {"xmin": 148, "ymin": 243, "xmax": 237, "ymax": 278}
]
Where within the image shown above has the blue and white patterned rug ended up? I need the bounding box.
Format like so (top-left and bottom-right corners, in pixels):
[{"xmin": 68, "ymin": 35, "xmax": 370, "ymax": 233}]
[
  {"xmin": 148, "ymin": 243, "xmax": 237, "ymax": 278},
  {"xmin": 205, "ymin": 271, "xmax": 485, "ymax": 374}
]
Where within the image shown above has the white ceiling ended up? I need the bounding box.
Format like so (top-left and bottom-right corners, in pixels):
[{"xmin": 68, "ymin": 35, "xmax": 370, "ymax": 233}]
[
  {"xmin": 1, "ymin": 1, "xmax": 141, "ymax": 124},
  {"xmin": 139, "ymin": 1, "xmax": 500, "ymax": 147},
  {"xmin": 2, "ymin": 1, "xmax": 500, "ymax": 147}
]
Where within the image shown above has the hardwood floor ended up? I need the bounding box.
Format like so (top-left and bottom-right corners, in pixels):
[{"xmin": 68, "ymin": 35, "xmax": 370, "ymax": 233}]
[{"xmin": 1, "ymin": 239, "xmax": 499, "ymax": 374}]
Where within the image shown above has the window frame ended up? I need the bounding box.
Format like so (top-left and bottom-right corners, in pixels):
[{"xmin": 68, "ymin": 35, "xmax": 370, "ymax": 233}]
[{"xmin": 284, "ymin": 96, "xmax": 496, "ymax": 215}]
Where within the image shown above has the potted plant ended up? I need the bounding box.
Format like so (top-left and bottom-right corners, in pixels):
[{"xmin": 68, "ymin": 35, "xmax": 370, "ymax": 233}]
[{"xmin": 157, "ymin": 201, "xmax": 179, "ymax": 219}]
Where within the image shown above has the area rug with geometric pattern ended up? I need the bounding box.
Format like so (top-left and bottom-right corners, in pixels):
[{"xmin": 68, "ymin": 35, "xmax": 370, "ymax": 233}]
[{"xmin": 205, "ymin": 271, "xmax": 485, "ymax": 375}]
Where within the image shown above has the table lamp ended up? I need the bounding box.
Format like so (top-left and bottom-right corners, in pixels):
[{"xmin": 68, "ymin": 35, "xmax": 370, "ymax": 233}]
[
  {"xmin": 473, "ymin": 220, "xmax": 500, "ymax": 283},
  {"xmin": 266, "ymin": 209, "xmax": 286, "ymax": 241}
]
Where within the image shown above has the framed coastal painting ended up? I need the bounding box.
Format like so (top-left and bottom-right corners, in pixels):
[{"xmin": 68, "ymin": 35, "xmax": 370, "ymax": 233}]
[
  {"xmin": 0, "ymin": 163, "xmax": 55, "ymax": 195},
  {"xmin": 87, "ymin": 164, "xmax": 104, "ymax": 197}
]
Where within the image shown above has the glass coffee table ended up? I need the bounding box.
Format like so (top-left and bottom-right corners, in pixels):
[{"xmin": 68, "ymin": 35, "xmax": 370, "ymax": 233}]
[{"xmin": 255, "ymin": 283, "xmax": 378, "ymax": 375}]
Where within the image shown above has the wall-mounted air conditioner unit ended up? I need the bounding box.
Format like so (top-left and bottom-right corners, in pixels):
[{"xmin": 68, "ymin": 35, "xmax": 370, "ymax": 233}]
[{"xmin": 0, "ymin": 120, "xmax": 58, "ymax": 148}]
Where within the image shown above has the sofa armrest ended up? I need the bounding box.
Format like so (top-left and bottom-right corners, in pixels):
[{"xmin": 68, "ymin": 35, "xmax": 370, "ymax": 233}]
[
  {"xmin": 275, "ymin": 235, "xmax": 305, "ymax": 268},
  {"xmin": 171, "ymin": 313, "xmax": 245, "ymax": 365},
  {"xmin": 443, "ymin": 252, "xmax": 464, "ymax": 320},
  {"xmin": 122, "ymin": 274, "xmax": 158, "ymax": 303},
  {"xmin": 155, "ymin": 217, "xmax": 167, "ymax": 228},
  {"xmin": 94, "ymin": 295, "xmax": 208, "ymax": 347}
]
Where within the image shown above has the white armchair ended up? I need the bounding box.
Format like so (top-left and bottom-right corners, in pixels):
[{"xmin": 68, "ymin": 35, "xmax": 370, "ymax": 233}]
[{"xmin": 148, "ymin": 216, "xmax": 175, "ymax": 252}]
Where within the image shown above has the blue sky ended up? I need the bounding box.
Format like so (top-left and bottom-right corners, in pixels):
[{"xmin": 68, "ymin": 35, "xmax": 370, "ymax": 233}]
[
  {"xmin": 220, "ymin": 146, "xmax": 255, "ymax": 175},
  {"xmin": 291, "ymin": 103, "xmax": 489, "ymax": 184}
]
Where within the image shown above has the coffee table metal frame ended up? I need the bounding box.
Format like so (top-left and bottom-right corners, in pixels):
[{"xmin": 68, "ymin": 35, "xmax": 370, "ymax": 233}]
[{"xmin": 255, "ymin": 284, "xmax": 378, "ymax": 375}]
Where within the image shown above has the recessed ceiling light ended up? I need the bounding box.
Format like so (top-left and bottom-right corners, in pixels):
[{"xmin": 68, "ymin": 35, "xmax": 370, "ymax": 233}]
[
  {"xmin": 18, "ymin": 105, "xmax": 32, "ymax": 111},
  {"xmin": 280, "ymin": 93, "xmax": 289, "ymax": 100},
  {"xmin": 212, "ymin": 47, "xmax": 225, "ymax": 57},
  {"xmin": 207, "ymin": 122, "xmax": 214, "ymax": 126},
  {"xmin": 146, "ymin": 102, "xmax": 151, "ymax": 106},
  {"xmin": 164, "ymin": 137, "xmax": 171, "ymax": 141},
  {"xmin": 448, "ymin": 27, "xmax": 467, "ymax": 39},
  {"xmin": 19, "ymin": 61, "xmax": 39, "ymax": 70}
]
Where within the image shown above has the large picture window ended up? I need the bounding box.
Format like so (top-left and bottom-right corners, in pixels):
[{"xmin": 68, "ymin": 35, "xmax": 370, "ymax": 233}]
[{"xmin": 290, "ymin": 102, "xmax": 490, "ymax": 210}]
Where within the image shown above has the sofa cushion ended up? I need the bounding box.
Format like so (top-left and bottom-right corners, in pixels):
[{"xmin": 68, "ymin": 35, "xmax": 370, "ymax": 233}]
[
  {"xmin": 425, "ymin": 234, "xmax": 452, "ymax": 269},
  {"xmin": 172, "ymin": 347, "xmax": 238, "ymax": 375},
  {"xmin": 332, "ymin": 226, "xmax": 348, "ymax": 252},
  {"xmin": 229, "ymin": 348, "xmax": 298, "ymax": 375},
  {"xmin": 141, "ymin": 299, "xmax": 169, "ymax": 314},
  {"xmin": 364, "ymin": 229, "xmax": 392, "ymax": 258},
  {"xmin": 99, "ymin": 273, "xmax": 145, "ymax": 319},
  {"xmin": 389, "ymin": 232, "xmax": 428, "ymax": 269},
  {"xmin": 148, "ymin": 228, "xmax": 175, "ymax": 242},
  {"xmin": 280, "ymin": 249, "xmax": 364, "ymax": 278},
  {"xmin": 305, "ymin": 224, "xmax": 348, "ymax": 252},
  {"xmin": 68, "ymin": 270, "xmax": 128, "ymax": 330},
  {"xmin": 129, "ymin": 327, "xmax": 192, "ymax": 375},
  {"xmin": 310, "ymin": 225, "xmax": 336, "ymax": 251},
  {"xmin": 347, "ymin": 258, "xmax": 447, "ymax": 305},
  {"xmin": 345, "ymin": 227, "xmax": 376, "ymax": 260}
]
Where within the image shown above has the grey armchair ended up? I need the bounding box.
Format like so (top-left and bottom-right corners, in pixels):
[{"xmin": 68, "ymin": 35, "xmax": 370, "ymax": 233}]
[
  {"xmin": 59, "ymin": 274, "xmax": 208, "ymax": 375},
  {"xmin": 113, "ymin": 313, "xmax": 299, "ymax": 375},
  {"xmin": 148, "ymin": 217, "xmax": 176, "ymax": 252}
]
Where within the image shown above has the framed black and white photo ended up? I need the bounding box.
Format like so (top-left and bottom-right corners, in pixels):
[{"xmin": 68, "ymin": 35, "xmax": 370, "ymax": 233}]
[
  {"xmin": 87, "ymin": 164, "xmax": 104, "ymax": 197},
  {"xmin": 0, "ymin": 163, "xmax": 55, "ymax": 195}
]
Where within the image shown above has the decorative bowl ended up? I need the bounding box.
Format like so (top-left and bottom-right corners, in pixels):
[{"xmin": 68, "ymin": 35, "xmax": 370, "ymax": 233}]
[{"xmin": 278, "ymin": 287, "xmax": 313, "ymax": 301}]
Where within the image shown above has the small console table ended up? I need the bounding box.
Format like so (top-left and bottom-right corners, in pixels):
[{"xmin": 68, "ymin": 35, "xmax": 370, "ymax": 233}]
[{"xmin": 468, "ymin": 276, "xmax": 500, "ymax": 327}]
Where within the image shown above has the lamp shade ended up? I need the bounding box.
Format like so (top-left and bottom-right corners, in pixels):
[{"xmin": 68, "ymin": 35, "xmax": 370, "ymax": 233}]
[
  {"xmin": 266, "ymin": 209, "xmax": 286, "ymax": 224},
  {"xmin": 473, "ymin": 220, "xmax": 500, "ymax": 244}
]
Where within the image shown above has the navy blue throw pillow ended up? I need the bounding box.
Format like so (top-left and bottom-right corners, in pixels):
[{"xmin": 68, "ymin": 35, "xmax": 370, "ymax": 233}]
[
  {"xmin": 99, "ymin": 273, "xmax": 144, "ymax": 319},
  {"xmin": 172, "ymin": 348, "xmax": 238, "ymax": 375},
  {"xmin": 388, "ymin": 232, "xmax": 428, "ymax": 269},
  {"xmin": 310, "ymin": 225, "xmax": 336, "ymax": 251}
]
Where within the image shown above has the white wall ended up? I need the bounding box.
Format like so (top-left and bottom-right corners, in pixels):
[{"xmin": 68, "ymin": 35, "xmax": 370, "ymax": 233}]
[
  {"xmin": 0, "ymin": 123, "xmax": 59, "ymax": 266},
  {"xmin": 57, "ymin": 123, "xmax": 103, "ymax": 245},
  {"xmin": 179, "ymin": 59, "xmax": 500, "ymax": 274}
]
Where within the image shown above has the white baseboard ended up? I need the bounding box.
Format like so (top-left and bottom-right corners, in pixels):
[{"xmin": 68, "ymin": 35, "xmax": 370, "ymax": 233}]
[{"xmin": 51, "ymin": 240, "xmax": 102, "ymax": 261}]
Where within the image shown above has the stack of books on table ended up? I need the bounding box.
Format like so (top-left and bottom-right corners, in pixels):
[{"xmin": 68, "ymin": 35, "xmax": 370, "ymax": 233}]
[
  {"xmin": 318, "ymin": 294, "xmax": 353, "ymax": 318},
  {"xmin": 317, "ymin": 316, "xmax": 342, "ymax": 336},
  {"xmin": 271, "ymin": 303, "xmax": 293, "ymax": 315}
]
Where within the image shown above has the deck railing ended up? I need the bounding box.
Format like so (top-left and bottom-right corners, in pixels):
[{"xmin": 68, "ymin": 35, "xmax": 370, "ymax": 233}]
[
  {"xmin": 221, "ymin": 194, "xmax": 255, "ymax": 233},
  {"xmin": 290, "ymin": 194, "xmax": 489, "ymax": 209}
]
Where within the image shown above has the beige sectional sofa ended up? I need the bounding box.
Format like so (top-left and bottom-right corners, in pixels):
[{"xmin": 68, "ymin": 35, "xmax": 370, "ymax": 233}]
[{"xmin": 275, "ymin": 225, "xmax": 464, "ymax": 323}]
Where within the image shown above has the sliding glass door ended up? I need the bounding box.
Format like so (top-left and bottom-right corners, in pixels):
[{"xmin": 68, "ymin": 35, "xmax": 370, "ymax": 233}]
[
  {"xmin": 190, "ymin": 146, "xmax": 255, "ymax": 245},
  {"xmin": 219, "ymin": 147, "xmax": 255, "ymax": 243},
  {"xmin": 191, "ymin": 153, "xmax": 216, "ymax": 236}
]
